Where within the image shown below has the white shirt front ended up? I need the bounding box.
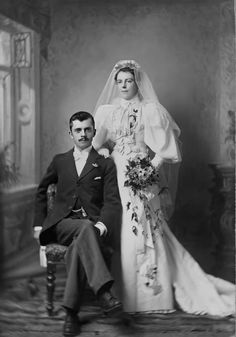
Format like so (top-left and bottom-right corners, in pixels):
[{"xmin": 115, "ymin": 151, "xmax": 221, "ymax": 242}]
[
  {"xmin": 73, "ymin": 145, "xmax": 92, "ymax": 176},
  {"xmin": 73, "ymin": 145, "xmax": 107, "ymax": 236}
]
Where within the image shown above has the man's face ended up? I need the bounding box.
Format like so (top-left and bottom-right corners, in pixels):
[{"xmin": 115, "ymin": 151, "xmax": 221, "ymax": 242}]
[{"xmin": 70, "ymin": 118, "xmax": 96, "ymax": 150}]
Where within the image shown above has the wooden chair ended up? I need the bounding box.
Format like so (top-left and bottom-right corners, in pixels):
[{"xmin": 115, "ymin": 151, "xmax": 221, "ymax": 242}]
[
  {"xmin": 44, "ymin": 184, "xmax": 67, "ymax": 316},
  {"xmin": 43, "ymin": 184, "xmax": 113, "ymax": 316}
]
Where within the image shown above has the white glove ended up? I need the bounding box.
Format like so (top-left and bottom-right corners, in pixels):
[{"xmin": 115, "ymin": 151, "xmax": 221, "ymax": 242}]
[
  {"xmin": 151, "ymin": 154, "xmax": 163, "ymax": 170},
  {"xmin": 98, "ymin": 148, "xmax": 110, "ymax": 158}
]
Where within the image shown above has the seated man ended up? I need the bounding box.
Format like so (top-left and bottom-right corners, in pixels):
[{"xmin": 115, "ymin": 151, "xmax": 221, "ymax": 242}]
[{"xmin": 33, "ymin": 111, "xmax": 122, "ymax": 337}]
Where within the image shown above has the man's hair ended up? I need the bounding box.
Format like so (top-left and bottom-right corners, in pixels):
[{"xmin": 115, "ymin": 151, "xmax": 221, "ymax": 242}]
[{"xmin": 69, "ymin": 111, "xmax": 95, "ymax": 131}]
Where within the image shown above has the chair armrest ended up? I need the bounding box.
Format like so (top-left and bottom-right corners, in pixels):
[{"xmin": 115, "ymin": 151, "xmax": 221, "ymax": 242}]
[
  {"xmin": 46, "ymin": 244, "xmax": 67, "ymax": 263},
  {"xmin": 47, "ymin": 184, "xmax": 57, "ymax": 213}
]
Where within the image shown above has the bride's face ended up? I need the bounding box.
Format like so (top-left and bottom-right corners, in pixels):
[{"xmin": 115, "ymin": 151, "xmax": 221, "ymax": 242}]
[{"xmin": 116, "ymin": 71, "xmax": 138, "ymax": 100}]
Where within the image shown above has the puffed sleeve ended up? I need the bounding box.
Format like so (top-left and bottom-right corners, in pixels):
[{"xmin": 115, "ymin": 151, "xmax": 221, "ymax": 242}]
[
  {"xmin": 93, "ymin": 104, "xmax": 113, "ymax": 150},
  {"xmin": 142, "ymin": 102, "xmax": 181, "ymax": 163}
]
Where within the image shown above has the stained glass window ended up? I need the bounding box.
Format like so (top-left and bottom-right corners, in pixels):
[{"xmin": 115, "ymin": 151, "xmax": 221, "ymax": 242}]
[{"xmin": 12, "ymin": 32, "xmax": 31, "ymax": 68}]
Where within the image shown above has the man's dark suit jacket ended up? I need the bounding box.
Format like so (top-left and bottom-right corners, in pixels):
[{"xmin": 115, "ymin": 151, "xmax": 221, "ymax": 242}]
[{"xmin": 33, "ymin": 147, "xmax": 122, "ymax": 249}]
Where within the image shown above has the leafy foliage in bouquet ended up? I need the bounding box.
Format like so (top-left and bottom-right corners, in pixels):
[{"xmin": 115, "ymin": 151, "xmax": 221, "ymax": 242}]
[
  {"xmin": 124, "ymin": 155, "xmax": 159, "ymax": 195},
  {"xmin": 124, "ymin": 155, "xmax": 161, "ymax": 240}
]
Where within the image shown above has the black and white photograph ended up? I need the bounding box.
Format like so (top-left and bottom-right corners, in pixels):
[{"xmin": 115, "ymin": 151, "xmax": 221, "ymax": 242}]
[{"xmin": 0, "ymin": 0, "xmax": 235, "ymax": 336}]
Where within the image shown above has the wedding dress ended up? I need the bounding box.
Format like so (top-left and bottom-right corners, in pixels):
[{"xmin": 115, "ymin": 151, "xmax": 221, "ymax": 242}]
[{"xmin": 93, "ymin": 95, "xmax": 235, "ymax": 317}]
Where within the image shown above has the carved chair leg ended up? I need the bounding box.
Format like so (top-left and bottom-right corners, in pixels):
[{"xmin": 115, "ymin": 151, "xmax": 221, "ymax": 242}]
[{"xmin": 46, "ymin": 261, "xmax": 56, "ymax": 316}]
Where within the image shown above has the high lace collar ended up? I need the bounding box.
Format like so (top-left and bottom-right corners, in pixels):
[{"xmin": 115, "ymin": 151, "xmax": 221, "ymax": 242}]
[{"xmin": 113, "ymin": 94, "xmax": 141, "ymax": 108}]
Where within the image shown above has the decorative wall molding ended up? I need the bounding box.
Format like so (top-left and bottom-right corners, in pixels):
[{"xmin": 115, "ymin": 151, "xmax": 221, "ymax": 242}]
[{"xmin": 17, "ymin": 100, "xmax": 32, "ymax": 125}]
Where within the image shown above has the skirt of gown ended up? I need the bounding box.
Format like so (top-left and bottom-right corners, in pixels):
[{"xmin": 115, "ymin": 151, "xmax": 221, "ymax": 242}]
[{"xmin": 111, "ymin": 151, "xmax": 235, "ymax": 317}]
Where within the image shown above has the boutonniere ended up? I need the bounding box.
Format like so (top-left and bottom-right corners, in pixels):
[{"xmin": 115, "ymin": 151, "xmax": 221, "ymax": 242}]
[{"xmin": 92, "ymin": 163, "xmax": 99, "ymax": 167}]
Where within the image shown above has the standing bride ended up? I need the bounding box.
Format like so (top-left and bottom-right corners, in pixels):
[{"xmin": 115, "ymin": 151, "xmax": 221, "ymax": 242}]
[{"xmin": 92, "ymin": 60, "xmax": 235, "ymax": 316}]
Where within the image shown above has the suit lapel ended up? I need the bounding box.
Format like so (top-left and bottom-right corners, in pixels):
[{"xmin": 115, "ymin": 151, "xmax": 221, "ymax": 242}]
[
  {"xmin": 64, "ymin": 149, "xmax": 79, "ymax": 181},
  {"xmin": 78, "ymin": 147, "xmax": 100, "ymax": 181}
]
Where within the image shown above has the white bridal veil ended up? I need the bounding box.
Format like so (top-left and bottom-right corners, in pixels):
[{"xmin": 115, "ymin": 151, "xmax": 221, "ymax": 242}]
[
  {"xmin": 94, "ymin": 60, "xmax": 180, "ymax": 137},
  {"xmin": 93, "ymin": 60, "xmax": 181, "ymax": 219}
]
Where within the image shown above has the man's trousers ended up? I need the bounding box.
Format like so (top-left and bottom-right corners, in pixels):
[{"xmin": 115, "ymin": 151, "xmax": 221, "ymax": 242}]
[{"xmin": 54, "ymin": 218, "xmax": 114, "ymax": 312}]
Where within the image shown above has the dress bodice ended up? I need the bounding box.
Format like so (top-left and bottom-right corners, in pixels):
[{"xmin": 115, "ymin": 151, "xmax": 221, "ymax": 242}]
[
  {"xmin": 93, "ymin": 96, "xmax": 181, "ymax": 164},
  {"xmin": 109, "ymin": 99, "xmax": 148, "ymax": 157}
]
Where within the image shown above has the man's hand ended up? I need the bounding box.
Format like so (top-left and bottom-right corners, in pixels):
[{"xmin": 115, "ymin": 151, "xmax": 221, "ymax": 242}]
[
  {"xmin": 33, "ymin": 226, "xmax": 42, "ymax": 242},
  {"xmin": 94, "ymin": 222, "xmax": 107, "ymax": 236}
]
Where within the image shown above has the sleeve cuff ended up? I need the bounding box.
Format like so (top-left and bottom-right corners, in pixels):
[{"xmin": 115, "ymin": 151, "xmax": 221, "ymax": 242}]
[
  {"xmin": 34, "ymin": 226, "xmax": 42, "ymax": 231},
  {"xmin": 94, "ymin": 222, "xmax": 108, "ymax": 236}
]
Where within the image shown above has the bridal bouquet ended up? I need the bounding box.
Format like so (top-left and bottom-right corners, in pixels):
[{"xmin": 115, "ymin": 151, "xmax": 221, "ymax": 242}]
[
  {"xmin": 124, "ymin": 155, "xmax": 159, "ymax": 198},
  {"xmin": 124, "ymin": 155, "xmax": 160, "ymax": 236}
]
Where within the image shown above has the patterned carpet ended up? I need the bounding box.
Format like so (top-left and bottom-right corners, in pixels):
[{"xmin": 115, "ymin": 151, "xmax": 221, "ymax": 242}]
[{"xmin": 0, "ymin": 275, "xmax": 234, "ymax": 337}]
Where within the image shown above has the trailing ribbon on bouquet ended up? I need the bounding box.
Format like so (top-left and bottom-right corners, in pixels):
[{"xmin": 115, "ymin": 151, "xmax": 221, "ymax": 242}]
[
  {"xmin": 124, "ymin": 154, "xmax": 162, "ymax": 250},
  {"xmin": 127, "ymin": 191, "xmax": 154, "ymax": 254},
  {"xmin": 124, "ymin": 154, "xmax": 164, "ymax": 295},
  {"xmin": 127, "ymin": 188, "xmax": 163, "ymax": 254}
]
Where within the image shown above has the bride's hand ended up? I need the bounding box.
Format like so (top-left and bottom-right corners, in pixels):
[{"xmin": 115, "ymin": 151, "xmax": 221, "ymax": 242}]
[
  {"xmin": 98, "ymin": 148, "xmax": 110, "ymax": 158},
  {"xmin": 151, "ymin": 154, "xmax": 163, "ymax": 170}
]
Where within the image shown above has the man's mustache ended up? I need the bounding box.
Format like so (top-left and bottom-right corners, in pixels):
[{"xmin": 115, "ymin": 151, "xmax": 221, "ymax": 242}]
[{"xmin": 79, "ymin": 137, "xmax": 88, "ymax": 141}]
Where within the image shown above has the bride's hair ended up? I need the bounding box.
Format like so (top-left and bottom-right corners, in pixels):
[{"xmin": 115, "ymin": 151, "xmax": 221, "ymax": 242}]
[{"xmin": 114, "ymin": 67, "xmax": 135, "ymax": 82}]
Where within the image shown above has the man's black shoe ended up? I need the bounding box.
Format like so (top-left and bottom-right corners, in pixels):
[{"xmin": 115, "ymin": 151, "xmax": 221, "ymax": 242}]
[
  {"xmin": 98, "ymin": 291, "xmax": 122, "ymax": 316},
  {"xmin": 63, "ymin": 312, "xmax": 81, "ymax": 337}
]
